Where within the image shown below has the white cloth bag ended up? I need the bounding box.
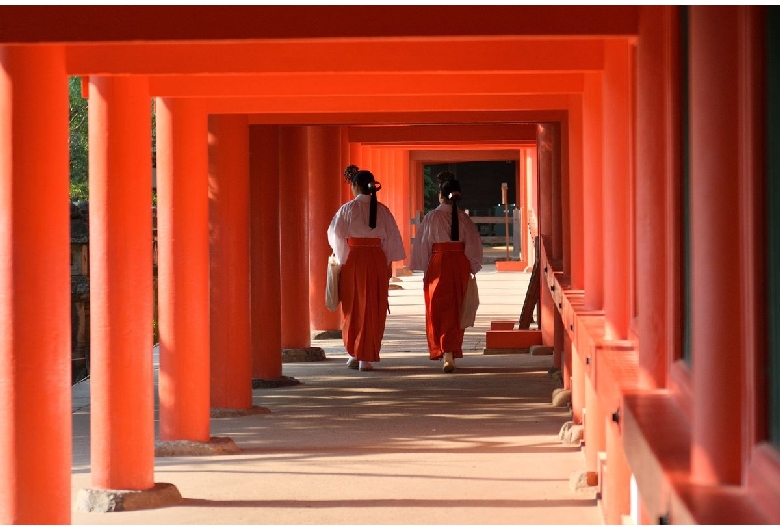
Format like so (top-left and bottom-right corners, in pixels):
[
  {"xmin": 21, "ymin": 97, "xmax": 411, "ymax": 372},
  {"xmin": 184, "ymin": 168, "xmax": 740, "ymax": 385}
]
[
  {"xmin": 325, "ymin": 254, "xmax": 341, "ymax": 312},
  {"xmin": 460, "ymin": 274, "xmax": 479, "ymax": 328}
]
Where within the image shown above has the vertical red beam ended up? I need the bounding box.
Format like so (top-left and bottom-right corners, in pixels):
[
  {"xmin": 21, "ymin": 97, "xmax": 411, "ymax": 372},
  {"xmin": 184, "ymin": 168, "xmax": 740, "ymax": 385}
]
[
  {"xmin": 605, "ymin": 420, "xmax": 631, "ymax": 524},
  {"xmin": 370, "ymin": 148, "xmax": 381, "ymax": 180},
  {"xmin": 0, "ymin": 45, "xmax": 70, "ymax": 524},
  {"xmin": 524, "ymin": 148, "xmax": 538, "ymax": 269},
  {"xmin": 347, "ymin": 141, "xmax": 362, "ymax": 203},
  {"xmin": 551, "ymin": 124, "xmax": 564, "ymax": 261},
  {"xmin": 584, "ymin": 349, "xmax": 606, "ymax": 483},
  {"xmin": 601, "ymin": 40, "xmax": 633, "ymax": 341},
  {"xmin": 89, "ymin": 75, "xmax": 154, "ymax": 490},
  {"xmin": 208, "ymin": 114, "xmax": 252, "ymax": 409},
  {"xmin": 398, "ymin": 150, "xmax": 411, "ymax": 266},
  {"xmin": 538, "ymin": 125, "xmax": 556, "ymax": 346},
  {"xmin": 308, "ymin": 126, "xmax": 342, "ymax": 332},
  {"xmin": 567, "ymin": 95, "xmax": 585, "ymax": 290},
  {"xmin": 554, "ymin": 307, "xmax": 565, "ymax": 373},
  {"xmin": 249, "ymin": 125, "xmax": 282, "ymax": 380},
  {"xmin": 537, "ymin": 125, "xmax": 554, "ymax": 254},
  {"xmin": 410, "ymin": 159, "xmax": 424, "ymax": 238},
  {"xmin": 279, "ymin": 126, "xmax": 311, "ymax": 348},
  {"xmin": 636, "ymin": 5, "xmax": 677, "ymax": 389},
  {"xmin": 381, "ymin": 149, "xmax": 394, "ymax": 220},
  {"xmin": 571, "ymin": 342, "xmax": 585, "ymax": 424},
  {"xmin": 156, "ymin": 98, "xmax": 210, "ymax": 441},
  {"xmin": 583, "ymin": 73, "xmax": 604, "ymax": 311},
  {"xmin": 689, "ymin": 5, "xmax": 743, "ymax": 485}
]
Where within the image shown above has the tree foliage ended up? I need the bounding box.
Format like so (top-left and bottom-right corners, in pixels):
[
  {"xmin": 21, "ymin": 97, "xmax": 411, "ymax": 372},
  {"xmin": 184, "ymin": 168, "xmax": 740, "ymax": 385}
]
[
  {"xmin": 69, "ymin": 76, "xmax": 89, "ymax": 202},
  {"xmin": 423, "ymin": 165, "xmax": 439, "ymax": 213},
  {"xmin": 68, "ymin": 76, "xmax": 157, "ymax": 203}
]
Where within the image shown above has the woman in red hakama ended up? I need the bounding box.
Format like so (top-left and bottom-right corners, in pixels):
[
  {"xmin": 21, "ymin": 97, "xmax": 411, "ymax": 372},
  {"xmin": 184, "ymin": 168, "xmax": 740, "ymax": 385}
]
[
  {"xmin": 411, "ymin": 172, "xmax": 483, "ymax": 373},
  {"xmin": 327, "ymin": 165, "xmax": 405, "ymax": 371}
]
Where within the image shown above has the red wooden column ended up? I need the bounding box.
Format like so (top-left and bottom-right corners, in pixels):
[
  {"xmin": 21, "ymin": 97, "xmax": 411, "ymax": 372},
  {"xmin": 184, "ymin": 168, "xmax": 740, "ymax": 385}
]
[
  {"xmin": 249, "ymin": 125, "xmax": 283, "ymax": 380},
  {"xmin": 279, "ymin": 126, "xmax": 311, "ymax": 349},
  {"xmin": 397, "ymin": 150, "xmax": 412, "ymax": 266},
  {"xmin": 567, "ymin": 95, "xmax": 585, "ymax": 290},
  {"xmin": 156, "ymin": 98, "xmax": 210, "ymax": 441},
  {"xmin": 571, "ymin": 342, "xmax": 585, "ymax": 424},
  {"xmin": 410, "ymin": 159, "xmax": 424, "ymax": 239},
  {"xmin": 635, "ymin": 5, "xmax": 677, "ymax": 390},
  {"xmin": 308, "ymin": 126, "xmax": 342, "ymax": 333},
  {"xmin": 370, "ymin": 148, "xmax": 381, "ymax": 179},
  {"xmin": 689, "ymin": 5, "xmax": 743, "ymax": 485},
  {"xmin": 584, "ymin": 349, "xmax": 606, "ymax": 484},
  {"xmin": 0, "ymin": 45, "xmax": 70, "ymax": 524},
  {"xmin": 208, "ymin": 114, "xmax": 252, "ymax": 410},
  {"xmin": 537, "ymin": 124, "xmax": 556, "ymax": 347},
  {"xmin": 556, "ymin": 309, "xmax": 567, "ymax": 382},
  {"xmin": 523, "ymin": 148, "xmax": 538, "ymax": 270},
  {"xmin": 88, "ymin": 75, "xmax": 155, "ymax": 490},
  {"xmin": 601, "ymin": 40, "xmax": 633, "ymax": 341},
  {"xmin": 550, "ymin": 123, "xmax": 563, "ymax": 262},
  {"xmin": 347, "ymin": 141, "xmax": 362, "ymax": 203},
  {"xmin": 583, "ymin": 73, "xmax": 604, "ymax": 311}
]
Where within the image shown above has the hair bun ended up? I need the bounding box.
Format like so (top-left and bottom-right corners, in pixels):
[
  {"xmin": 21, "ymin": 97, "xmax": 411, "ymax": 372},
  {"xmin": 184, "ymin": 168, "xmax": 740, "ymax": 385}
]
[{"xmin": 344, "ymin": 164, "xmax": 360, "ymax": 182}]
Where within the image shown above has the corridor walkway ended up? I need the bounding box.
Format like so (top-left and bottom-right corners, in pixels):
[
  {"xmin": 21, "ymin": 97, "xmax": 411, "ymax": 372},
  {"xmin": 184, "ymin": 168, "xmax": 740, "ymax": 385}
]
[{"xmin": 70, "ymin": 261, "xmax": 603, "ymax": 525}]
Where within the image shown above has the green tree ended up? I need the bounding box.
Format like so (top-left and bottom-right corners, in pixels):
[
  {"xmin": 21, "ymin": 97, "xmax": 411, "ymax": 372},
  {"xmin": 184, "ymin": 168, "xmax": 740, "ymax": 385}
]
[
  {"xmin": 68, "ymin": 77, "xmax": 158, "ymax": 203},
  {"xmin": 423, "ymin": 165, "xmax": 439, "ymax": 213},
  {"xmin": 69, "ymin": 76, "xmax": 89, "ymax": 201}
]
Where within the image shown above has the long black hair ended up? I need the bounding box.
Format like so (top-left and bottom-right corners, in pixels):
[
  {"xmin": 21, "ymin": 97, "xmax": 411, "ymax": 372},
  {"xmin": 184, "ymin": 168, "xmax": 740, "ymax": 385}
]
[
  {"xmin": 437, "ymin": 171, "xmax": 462, "ymax": 241},
  {"xmin": 344, "ymin": 164, "xmax": 382, "ymax": 229}
]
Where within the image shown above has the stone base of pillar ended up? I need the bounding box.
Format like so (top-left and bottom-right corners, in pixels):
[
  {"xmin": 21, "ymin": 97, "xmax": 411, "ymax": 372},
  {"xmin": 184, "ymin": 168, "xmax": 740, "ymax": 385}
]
[
  {"xmin": 155, "ymin": 436, "xmax": 241, "ymax": 457},
  {"xmin": 76, "ymin": 482, "xmax": 182, "ymax": 513},
  {"xmin": 282, "ymin": 346, "xmax": 325, "ymax": 362},
  {"xmin": 210, "ymin": 405, "xmax": 271, "ymax": 418},
  {"xmin": 312, "ymin": 329, "xmax": 342, "ymax": 340},
  {"xmin": 252, "ymin": 375, "xmax": 301, "ymax": 389},
  {"xmin": 569, "ymin": 470, "xmax": 599, "ymax": 494},
  {"xmin": 530, "ymin": 345, "xmax": 554, "ymax": 356},
  {"xmin": 552, "ymin": 387, "xmax": 572, "ymax": 407}
]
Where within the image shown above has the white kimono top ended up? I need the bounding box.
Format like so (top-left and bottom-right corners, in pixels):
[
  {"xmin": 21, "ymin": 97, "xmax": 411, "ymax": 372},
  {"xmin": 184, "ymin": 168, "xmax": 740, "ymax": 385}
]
[
  {"xmin": 410, "ymin": 204, "xmax": 484, "ymax": 275},
  {"xmin": 327, "ymin": 194, "xmax": 406, "ymax": 266}
]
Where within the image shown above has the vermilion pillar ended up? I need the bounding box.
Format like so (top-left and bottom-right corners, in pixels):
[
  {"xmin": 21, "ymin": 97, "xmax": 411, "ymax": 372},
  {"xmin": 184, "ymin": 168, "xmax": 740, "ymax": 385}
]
[
  {"xmin": 583, "ymin": 73, "xmax": 604, "ymax": 311},
  {"xmin": 689, "ymin": 5, "xmax": 743, "ymax": 485},
  {"xmin": 156, "ymin": 98, "xmax": 210, "ymax": 441},
  {"xmin": 550, "ymin": 123, "xmax": 563, "ymax": 262},
  {"xmin": 0, "ymin": 45, "xmax": 70, "ymax": 524},
  {"xmin": 89, "ymin": 75, "xmax": 154, "ymax": 490},
  {"xmin": 279, "ymin": 126, "xmax": 311, "ymax": 348},
  {"xmin": 249, "ymin": 125, "xmax": 282, "ymax": 380},
  {"xmin": 538, "ymin": 124, "xmax": 556, "ymax": 347},
  {"xmin": 410, "ymin": 159, "xmax": 424, "ymax": 241},
  {"xmin": 567, "ymin": 94, "xmax": 585, "ymax": 289},
  {"xmin": 397, "ymin": 150, "xmax": 411, "ymax": 265},
  {"xmin": 308, "ymin": 126, "xmax": 342, "ymax": 332},
  {"xmin": 636, "ymin": 5, "xmax": 676, "ymax": 389},
  {"xmin": 346, "ymin": 141, "xmax": 362, "ymax": 203},
  {"xmin": 601, "ymin": 39, "xmax": 633, "ymax": 341},
  {"xmin": 571, "ymin": 342, "xmax": 585, "ymax": 423},
  {"xmin": 523, "ymin": 149, "xmax": 538, "ymax": 269},
  {"xmin": 209, "ymin": 114, "xmax": 252, "ymax": 409},
  {"xmin": 584, "ymin": 349, "xmax": 606, "ymax": 483},
  {"xmin": 537, "ymin": 124, "xmax": 553, "ymax": 255}
]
